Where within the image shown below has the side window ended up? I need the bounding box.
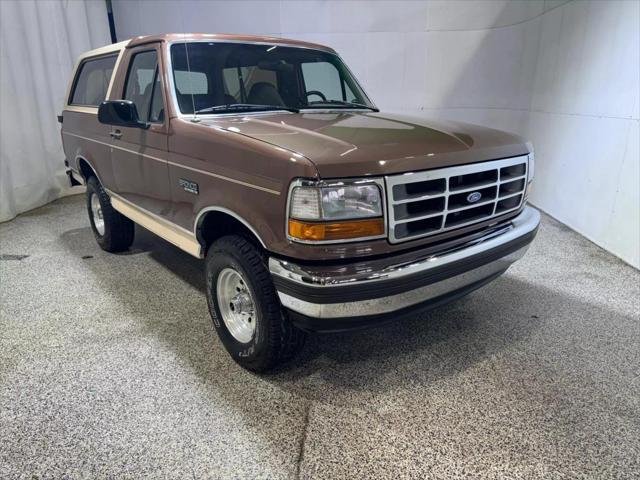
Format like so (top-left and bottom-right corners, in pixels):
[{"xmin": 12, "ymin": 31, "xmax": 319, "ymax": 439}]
[
  {"xmin": 69, "ymin": 55, "xmax": 117, "ymax": 106},
  {"xmin": 124, "ymin": 50, "xmax": 158, "ymax": 122},
  {"xmin": 301, "ymin": 61, "xmax": 354, "ymax": 103}
]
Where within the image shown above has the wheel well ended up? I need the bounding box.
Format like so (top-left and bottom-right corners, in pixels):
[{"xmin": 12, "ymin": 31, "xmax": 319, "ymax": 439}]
[
  {"xmin": 78, "ymin": 158, "xmax": 96, "ymax": 181},
  {"xmin": 197, "ymin": 211, "xmax": 264, "ymax": 253}
]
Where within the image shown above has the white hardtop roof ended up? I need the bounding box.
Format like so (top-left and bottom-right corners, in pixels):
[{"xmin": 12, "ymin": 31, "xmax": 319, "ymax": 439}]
[{"xmin": 78, "ymin": 39, "xmax": 131, "ymax": 61}]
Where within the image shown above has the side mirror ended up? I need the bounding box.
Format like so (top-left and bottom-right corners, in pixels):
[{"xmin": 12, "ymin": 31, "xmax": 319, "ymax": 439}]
[{"xmin": 98, "ymin": 100, "xmax": 149, "ymax": 129}]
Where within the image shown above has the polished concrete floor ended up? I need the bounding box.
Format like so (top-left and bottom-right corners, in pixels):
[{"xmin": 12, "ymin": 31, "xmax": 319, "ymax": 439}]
[{"xmin": 1, "ymin": 194, "xmax": 638, "ymax": 479}]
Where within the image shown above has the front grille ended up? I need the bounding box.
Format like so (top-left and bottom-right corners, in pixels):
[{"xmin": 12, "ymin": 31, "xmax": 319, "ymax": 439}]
[{"xmin": 385, "ymin": 155, "xmax": 528, "ymax": 243}]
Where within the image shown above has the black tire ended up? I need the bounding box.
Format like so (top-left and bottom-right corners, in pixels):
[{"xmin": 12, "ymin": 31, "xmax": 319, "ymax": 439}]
[
  {"xmin": 205, "ymin": 235, "xmax": 306, "ymax": 372},
  {"xmin": 86, "ymin": 176, "xmax": 134, "ymax": 252}
]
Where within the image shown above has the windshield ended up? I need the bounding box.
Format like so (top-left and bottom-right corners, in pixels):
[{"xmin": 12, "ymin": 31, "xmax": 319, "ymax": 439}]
[{"xmin": 169, "ymin": 42, "xmax": 375, "ymax": 114}]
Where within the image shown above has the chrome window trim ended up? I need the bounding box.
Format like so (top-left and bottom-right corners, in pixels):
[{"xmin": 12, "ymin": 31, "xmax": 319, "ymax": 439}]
[
  {"xmin": 385, "ymin": 155, "xmax": 529, "ymax": 244},
  {"xmin": 177, "ymin": 110, "xmax": 297, "ymax": 119},
  {"xmin": 164, "ymin": 40, "xmax": 377, "ymax": 120},
  {"xmin": 285, "ymin": 177, "xmax": 388, "ymax": 245},
  {"xmin": 298, "ymin": 108, "xmax": 377, "ymax": 114}
]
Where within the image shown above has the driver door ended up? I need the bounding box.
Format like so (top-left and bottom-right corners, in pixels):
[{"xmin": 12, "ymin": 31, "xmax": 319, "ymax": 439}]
[{"xmin": 109, "ymin": 45, "xmax": 170, "ymax": 217}]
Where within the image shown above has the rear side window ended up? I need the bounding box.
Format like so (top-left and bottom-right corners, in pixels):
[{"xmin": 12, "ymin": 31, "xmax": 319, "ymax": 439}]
[
  {"xmin": 124, "ymin": 50, "xmax": 164, "ymax": 123},
  {"xmin": 69, "ymin": 54, "xmax": 118, "ymax": 106}
]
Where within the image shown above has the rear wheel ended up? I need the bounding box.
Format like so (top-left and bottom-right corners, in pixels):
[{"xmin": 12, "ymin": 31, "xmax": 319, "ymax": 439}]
[
  {"xmin": 86, "ymin": 176, "xmax": 134, "ymax": 252},
  {"xmin": 205, "ymin": 235, "xmax": 305, "ymax": 372}
]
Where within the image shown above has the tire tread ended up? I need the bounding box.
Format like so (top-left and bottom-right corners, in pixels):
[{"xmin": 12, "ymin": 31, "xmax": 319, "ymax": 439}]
[{"xmin": 206, "ymin": 235, "xmax": 305, "ymax": 372}]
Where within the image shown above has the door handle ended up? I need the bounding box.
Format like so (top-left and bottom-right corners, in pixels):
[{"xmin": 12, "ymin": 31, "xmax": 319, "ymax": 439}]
[{"xmin": 110, "ymin": 130, "xmax": 122, "ymax": 139}]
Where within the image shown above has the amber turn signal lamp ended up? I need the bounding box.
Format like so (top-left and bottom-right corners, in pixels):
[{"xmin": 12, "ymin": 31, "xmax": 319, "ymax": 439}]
[{"xmin": 288, "ymin": 218, "xmax": 384, "ymax": 241}]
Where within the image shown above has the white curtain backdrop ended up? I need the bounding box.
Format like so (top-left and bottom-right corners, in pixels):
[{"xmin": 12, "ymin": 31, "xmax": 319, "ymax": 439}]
[
  {"xmin": 110, "ymin": 0, "xmax": 639, "ymax": 268},
  {"xmin": 0, "ymin": 0, "xmax": 111, "ymax": 222}
]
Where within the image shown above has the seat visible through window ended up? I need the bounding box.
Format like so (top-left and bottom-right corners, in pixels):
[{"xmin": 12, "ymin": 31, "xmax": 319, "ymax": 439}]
[
  {"xmin": 124, "ymin": 50, "xmax": 164, "ymax": 123},
  {"xmin": 247, "ymin": 82, "xmax": 284, "ymax": 106},
  {"xmin": 69, "ymin": 55, "xmax": 117, "ymax": 106}
]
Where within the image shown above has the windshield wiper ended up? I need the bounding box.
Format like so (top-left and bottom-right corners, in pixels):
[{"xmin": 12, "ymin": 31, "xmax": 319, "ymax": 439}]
[
  {"xmin": 306, "ymin": 101, "xmax": 378, "ymax": 112},
  {"xmin": 194, "ymin": 104, "xmax": 299, "ymax": 114}
]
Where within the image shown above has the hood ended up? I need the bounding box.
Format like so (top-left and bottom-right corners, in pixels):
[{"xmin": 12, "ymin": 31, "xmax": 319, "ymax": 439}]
[{"xmin": 199, "ymin": 111, "xmax": 530, "ymax": 178}]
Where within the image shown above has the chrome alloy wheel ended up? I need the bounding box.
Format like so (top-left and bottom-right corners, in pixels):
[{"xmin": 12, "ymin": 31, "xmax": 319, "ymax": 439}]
[
  {"xmin": 216, "ymin": 268, "xmax": 257, "ymax": 343},
  {"xmin": 90, "ymin": 193, "xmax": 105, "ymax": 235}
]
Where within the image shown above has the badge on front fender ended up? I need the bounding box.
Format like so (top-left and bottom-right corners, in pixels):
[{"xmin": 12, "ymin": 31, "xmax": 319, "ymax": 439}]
[{"xmin": 179, "ymin": 178, "xmax": 199, "ymax": 195}]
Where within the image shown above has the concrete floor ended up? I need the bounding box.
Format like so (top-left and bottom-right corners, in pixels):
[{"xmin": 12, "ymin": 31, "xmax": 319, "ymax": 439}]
[{"xmin": 0, "ymin": 194, "xmax": 638, "ymax": 479}]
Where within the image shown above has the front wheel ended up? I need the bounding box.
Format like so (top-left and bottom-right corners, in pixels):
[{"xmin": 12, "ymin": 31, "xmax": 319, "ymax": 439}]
[{"xmin": 205, "ymin": 235, "xmax": 305, "ymax": 372}]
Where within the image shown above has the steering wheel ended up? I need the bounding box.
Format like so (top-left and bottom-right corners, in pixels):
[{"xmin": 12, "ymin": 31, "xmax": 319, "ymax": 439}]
[{"xmin": 306, "ymin": 90, "xmax": 327, "ymax": 103}]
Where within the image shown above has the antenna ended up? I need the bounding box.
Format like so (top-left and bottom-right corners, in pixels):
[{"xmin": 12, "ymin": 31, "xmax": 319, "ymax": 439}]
[
  {"xmin": 179, "ymin": 11, "xmax": 197, "ymax": 121},
  {"xmin": 183, "ymin": 39, "xmax": 198, "ymax": 122}
]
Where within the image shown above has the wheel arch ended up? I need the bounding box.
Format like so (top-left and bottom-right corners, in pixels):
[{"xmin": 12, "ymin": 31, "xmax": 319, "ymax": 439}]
[
  {"xmin": 195, "ymin": 207, "xmax": 267, "ymax": 254},
  {"xmin": 76, "ymin": 156, "xmax": 100, "ymax": 183}
]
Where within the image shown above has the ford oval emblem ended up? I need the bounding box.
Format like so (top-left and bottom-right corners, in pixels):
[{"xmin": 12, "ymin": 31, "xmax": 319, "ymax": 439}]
[{"xmin": 467, "ymin": 191, "xmax": 482, "ymax": 203}]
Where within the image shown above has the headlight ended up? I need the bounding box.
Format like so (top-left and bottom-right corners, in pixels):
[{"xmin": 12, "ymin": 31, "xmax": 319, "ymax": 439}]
[
  {"xmin": 291, "ymin": 184, "xmax": 382, "ymax": 220},
  {"xmin": 287, "ymin": 179, "xmax": 385, "ymax": 242}
]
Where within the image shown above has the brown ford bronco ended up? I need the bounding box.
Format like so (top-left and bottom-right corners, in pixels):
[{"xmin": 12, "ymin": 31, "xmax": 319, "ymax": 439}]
[{"xmin": 61, "ymin": 34, "xmax": 539, "ymax": 372}]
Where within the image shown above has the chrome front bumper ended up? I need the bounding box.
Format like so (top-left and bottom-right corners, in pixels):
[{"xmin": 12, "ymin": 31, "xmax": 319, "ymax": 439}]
[{"xmin": 269, "ymin": 206, "xmax": 540, "ymax": 328}]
